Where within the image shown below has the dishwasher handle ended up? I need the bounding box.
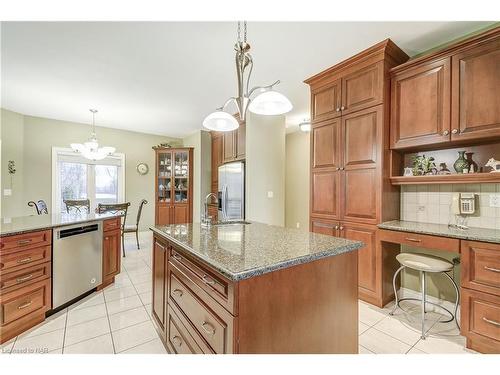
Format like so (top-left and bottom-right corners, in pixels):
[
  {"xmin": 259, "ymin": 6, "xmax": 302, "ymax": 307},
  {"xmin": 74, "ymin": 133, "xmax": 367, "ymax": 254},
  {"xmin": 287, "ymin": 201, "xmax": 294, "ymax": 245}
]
[{"xmin": 58, "ymin": 224, "xmax": 99, "ymax": 239}]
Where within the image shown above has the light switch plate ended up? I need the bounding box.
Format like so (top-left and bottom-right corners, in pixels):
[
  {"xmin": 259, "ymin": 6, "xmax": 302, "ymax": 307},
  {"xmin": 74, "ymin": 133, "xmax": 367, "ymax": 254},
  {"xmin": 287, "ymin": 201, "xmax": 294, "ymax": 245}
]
[
  {"xmin": 490, "ymin": 194, "xmax": 500, "ymax": 208},
  {"xmin": 296, "ymin": 222, "xmax": 300, "ymax": 228},
  {"xmin": 3, "ymin": 189, "xmax": 12, "ymax": 196},
  {"xmin": 267, "ymin": 191, "xmax": 274, "ymax": 198}
]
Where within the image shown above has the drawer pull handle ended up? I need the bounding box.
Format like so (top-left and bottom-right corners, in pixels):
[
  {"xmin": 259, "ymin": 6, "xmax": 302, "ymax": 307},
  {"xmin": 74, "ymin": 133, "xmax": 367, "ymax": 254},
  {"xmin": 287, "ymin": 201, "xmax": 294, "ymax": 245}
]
[
  {"xmin": 17, "ymin": 257, "xmax": 33, "ymax": 264},
  {"xmin": 16, "ymin": 274, "xmax": 34, "ymax": 283},
  {"xmin": 173, "ymin": 253, "xmax": 182, "ymax": 261},
  {"xmin": 201, "ymin": 321, "xmax": 216, "ymax": 335},
  {"xmin": 17, "ymin": 239, "xmax": 33, "ymax": 246},
  {"xmin": 484, "ymin": 266, "xmax": 500, "ymax": 273},
  {"xmin": 18, "ymin": 301, "xmax": 33, "ymax": 310},
  {"xmin": 405, "ymin": 238, "xmax": 421, "ymax": 243},
  {"xmin": 172, "ymin": 335, "xmax": 182, "ymax": 346},
  {"xmin": 483, "ymin": 317, "xmax": 500, "ymax": 327},
  {"xmin": 202, "ymin": 275, "xmax": 216, "ymax": 286},
  {"xmin": 172, "ymin": 288, "xmax": 183, "ymax": 297}
]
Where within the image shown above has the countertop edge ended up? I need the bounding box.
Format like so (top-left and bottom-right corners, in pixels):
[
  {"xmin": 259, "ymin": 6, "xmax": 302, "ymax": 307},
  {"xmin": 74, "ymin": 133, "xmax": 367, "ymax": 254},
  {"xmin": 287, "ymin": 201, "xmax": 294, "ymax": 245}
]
[{"xmin": 150, "ymin": 226, "xmax": 363, "ymax": 281}]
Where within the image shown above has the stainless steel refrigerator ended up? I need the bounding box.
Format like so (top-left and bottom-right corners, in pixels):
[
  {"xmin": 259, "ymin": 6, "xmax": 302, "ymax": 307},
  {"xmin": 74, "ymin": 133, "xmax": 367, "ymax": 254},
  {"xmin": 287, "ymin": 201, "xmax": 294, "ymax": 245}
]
[{"xmin": 218, "ymin": 161, "xmax": 245, "ymax": 221}]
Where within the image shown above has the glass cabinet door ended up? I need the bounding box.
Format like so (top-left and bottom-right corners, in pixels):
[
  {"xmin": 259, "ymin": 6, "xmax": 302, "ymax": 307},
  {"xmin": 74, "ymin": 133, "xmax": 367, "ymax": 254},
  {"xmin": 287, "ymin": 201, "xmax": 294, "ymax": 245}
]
[
  {"xmin": 174, "ymin": 150, "xmax": 189, "ymax": 203},
  {"xmin": 158, "ymin": 151, "xmax": 172, "ymax": 203}
]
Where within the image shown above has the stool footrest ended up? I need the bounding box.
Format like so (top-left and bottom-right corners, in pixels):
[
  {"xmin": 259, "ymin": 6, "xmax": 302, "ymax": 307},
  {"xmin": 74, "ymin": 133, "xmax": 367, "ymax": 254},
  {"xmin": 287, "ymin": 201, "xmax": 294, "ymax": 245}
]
[{"xmin": 393, "ymin": 298, "xmax": 456, "ymax": 324}]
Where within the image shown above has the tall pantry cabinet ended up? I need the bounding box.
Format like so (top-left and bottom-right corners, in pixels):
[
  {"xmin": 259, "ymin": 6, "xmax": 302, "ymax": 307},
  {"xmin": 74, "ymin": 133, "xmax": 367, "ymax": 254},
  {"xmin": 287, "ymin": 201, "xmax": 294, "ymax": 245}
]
[{"xmin": 305, "ymin": 40, "xmax": 409, "ymax": 306}]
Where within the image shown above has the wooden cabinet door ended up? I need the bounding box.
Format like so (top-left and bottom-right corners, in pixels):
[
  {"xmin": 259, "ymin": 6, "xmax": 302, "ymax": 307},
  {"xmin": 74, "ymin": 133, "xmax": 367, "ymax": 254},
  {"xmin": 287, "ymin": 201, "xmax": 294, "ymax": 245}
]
[
  {"xmin": 173, "ymin": 205, "xmax": 188, "ymax": 224},
  {"xmin": 103, "ymin": 229, "xmax": 121, "ymax": 280},
  {"xmin": 342, "ymin": 223, "xmax": 377, "ymax": 295},
  {"xmin": 152, "ymin": 239, "xmax": 167, "ymax": 338},
  {"xmin": 223, "ymin": 131, "xmax": 236, "ymax": 163},
  {"xmin": 310, "ymin": 170, "xmax": 340, "ymax": 220},
  {"xmin": 391, "ymin": 58, "xmax": 451, "ymax": 149},
  {"xmin": 157, "ymin": 205, "xmax": 172, "ymax": 225},
  {"xmin": 236, "ymin": 123, "xmax": 246, "ymax": 160},
  {"xmin": 211, "ymin": 134, "xmax": 222, "ymax": 191},
  {"xmin": 451, "ymin": 38, "xmax": 500, "ymax": 141},
  {"xmin": 311, "ymin": 80, "xmax": 342, "ymax": 123},
  {"xmin": 311, "ymin": 119, "xmax": 341, "ymax": 169},
  {"xmin": 341, "ymin": 106, "xmax": 380, "ymax": 224},
  {"xmin": 310, "ymin": 219, "xmax": 339, "ymax": 237},
  {"xmin": 341, "ymin": 61, "xmax": 383, "ymax": 115}
]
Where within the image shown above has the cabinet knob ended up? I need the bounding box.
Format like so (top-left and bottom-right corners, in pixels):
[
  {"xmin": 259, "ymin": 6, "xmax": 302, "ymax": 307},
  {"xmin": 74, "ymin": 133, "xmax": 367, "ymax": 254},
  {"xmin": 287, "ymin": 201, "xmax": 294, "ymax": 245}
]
[
  {"xmin": 341, "ymin": 106, "xmax": 345, "ymax": 111},
  {"xmin": 443, "ymin": 130, "xmax": 449, "ymax": 136},
  {"xmin": 172, "ymin": 335, "xmax": 182, "ymax": 346},
  {"xmin": 334, "ymin": 225, "xmax": 339, "ymax": 230},
  {"xmin": 339, "ymin": 226, "xmax": 344, "ymax": 231},
  {"xmin": 335, "ymin": 108, "xmax": 341, "ymax": 112},
  {"xmin": 451, "ymin": 129, "xmax": 459, "ymax": 134}
]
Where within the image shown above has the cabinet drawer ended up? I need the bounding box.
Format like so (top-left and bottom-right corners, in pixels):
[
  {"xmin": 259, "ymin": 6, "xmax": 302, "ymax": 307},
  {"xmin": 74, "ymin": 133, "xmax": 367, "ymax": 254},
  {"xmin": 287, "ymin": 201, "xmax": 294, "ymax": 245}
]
[
  {"xmin": 0, "ymin": 245, "xmax": 51, "ymax": 273},
  {"xmin": 462, "ymin": 241, "xmax": 500, "ymax": 296},
  {"xmin": 168, "ymin": 263, "xmax": 233, "ymax": 354},
  {"xmin": 167, "ymin": 305, "xmax": 204, "ymax": 354},
  {"xmin": 0, "ymin": 262, "xmax": 51, "ymax": 292},
  {"xmin": 0, "ymin": 279, "xmax": 51, "ymax": 326},
  {"xmin": 462, "ymin": 289, "xmax": 500, "ymax": 351},
  {"xmin": 378, "ymin": 229, "xmax": 459, "ymax": 253},
  {"xmin": 103, "ymin": 218, "xmax": 121, "ymax": 232},
  {"xmin": 169, "ymin": 247, "xmax": 236, "ymax": 314},
  {"xmin": 0, "ymin": 230, "xmax": 52, "ymax": 254}
]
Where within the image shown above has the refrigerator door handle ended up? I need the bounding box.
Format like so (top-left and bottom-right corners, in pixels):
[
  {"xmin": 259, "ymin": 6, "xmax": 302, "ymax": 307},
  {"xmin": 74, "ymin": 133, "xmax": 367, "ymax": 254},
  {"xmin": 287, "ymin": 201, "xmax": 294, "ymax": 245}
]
[{"xmin": 222, "ymin": 185, "xmax": 227, "ymax": 220}]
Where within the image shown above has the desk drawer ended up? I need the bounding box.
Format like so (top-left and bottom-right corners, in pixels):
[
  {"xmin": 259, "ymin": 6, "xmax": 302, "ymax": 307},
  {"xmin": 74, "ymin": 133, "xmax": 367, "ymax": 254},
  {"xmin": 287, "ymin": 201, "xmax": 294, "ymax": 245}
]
[
  {"xmin": 379, "ymin": 229, "xmax": 459, "ymax": 253},
  {"xmin": 169, "ymin": 247, "xmax": 236, "ymax": 314},
  {"xmin": 462, "ymin": 289, "xmax": 500, "ymax": 352},
  {"xmin": 103, "ymin": 218, "xmax": 121, "ymax": 232},
  {"xmin": 0, "ymin": 245, "xmax": 51, "ymax": 273},
  {"xmin": 0, "ymin": 230, "xmax": 52, "ymax": 254},
  {"xmin": 462, "ymin": 241, "xmax": 500, "ymax": 296},
  {"xmin": 166, "ymin": 306, "xmax": 204, "ymax": 354},
  {"xmin": 0, "ymin": 262, "xmax": 51, "ymax": 292}
]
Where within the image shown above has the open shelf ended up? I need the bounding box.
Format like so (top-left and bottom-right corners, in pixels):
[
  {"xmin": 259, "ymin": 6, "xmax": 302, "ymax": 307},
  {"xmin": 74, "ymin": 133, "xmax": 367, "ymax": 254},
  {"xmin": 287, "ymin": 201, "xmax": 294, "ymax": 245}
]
[{"xmin": 390, "ymin": 172, "xmax": 500, "ymax": 185}]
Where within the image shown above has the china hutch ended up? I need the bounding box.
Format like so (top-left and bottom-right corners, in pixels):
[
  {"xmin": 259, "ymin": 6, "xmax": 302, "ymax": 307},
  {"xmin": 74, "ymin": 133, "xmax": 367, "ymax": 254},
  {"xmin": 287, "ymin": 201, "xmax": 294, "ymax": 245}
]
[{"xmin": 153, "ymin": 147, "xmax": 194, "ymax": 225}]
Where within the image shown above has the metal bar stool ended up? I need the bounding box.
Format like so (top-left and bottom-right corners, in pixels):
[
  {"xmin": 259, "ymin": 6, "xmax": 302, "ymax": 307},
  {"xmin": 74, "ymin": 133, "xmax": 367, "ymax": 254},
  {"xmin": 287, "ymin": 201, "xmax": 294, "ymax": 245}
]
[{"xmin": 390, "ymin": 253, "xmax": 460, "ymax": 340}]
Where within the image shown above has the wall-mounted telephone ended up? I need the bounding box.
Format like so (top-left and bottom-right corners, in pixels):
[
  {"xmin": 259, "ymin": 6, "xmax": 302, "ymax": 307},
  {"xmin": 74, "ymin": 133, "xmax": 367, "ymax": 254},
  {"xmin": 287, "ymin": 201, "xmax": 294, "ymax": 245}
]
[{"xmin": 452, "ymin": 193, "xmax": 476, "ymax": 215}]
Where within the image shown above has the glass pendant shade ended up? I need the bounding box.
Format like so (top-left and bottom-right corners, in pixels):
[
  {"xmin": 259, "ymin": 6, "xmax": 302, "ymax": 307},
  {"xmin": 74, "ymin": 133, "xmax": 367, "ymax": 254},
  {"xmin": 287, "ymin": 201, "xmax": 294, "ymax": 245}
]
[
  {"xmin": 248, "ymin": 90, "xmax": 293, "ymax": 116},
  {"xmin": 202, "ymin": 111, "xmax": 239, "ymax": 131}
]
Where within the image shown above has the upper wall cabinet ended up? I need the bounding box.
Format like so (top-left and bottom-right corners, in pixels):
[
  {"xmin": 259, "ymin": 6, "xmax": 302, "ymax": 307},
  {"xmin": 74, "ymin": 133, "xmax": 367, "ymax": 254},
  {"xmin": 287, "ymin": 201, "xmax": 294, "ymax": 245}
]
[
  {"xmin": 451, "ymin": 38, "xmax": 500, "ymax": 141},
  {"xmin": 222, "ymin": 120, "xmax": 246, "ymax": 163},
  {"xmin": 311, "ymin": 80, "xmax": 342, "ymax": 122},
  {"xmin": 390, "ymin": 27, "xmax": 500, "ymax": 150}
]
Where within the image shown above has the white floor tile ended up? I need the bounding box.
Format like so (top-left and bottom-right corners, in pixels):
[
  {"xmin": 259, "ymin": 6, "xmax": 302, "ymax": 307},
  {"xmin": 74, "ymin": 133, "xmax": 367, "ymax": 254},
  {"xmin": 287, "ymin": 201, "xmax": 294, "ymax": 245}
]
[
  {"xmin": 112, "ymin": 320, "xmax": 159, "ymax": 353},
  {"xmin": 358, "ymin": 302, "xmax": 387, "ymax": 326},
  {"xmin": 106, "ymin": 294, "xmax": 143, "ymax": 315},
  {"xmin": 48, "ymin": 348, "xmax": 63, "ymax": 354},
  {"xmin": 358, "ymin": 345, "xmax": 374, "ymax": 354},
  {"xmin": 144, "ymin": 304, "xmax": 153, "ymax": 317},
  {"xmin": 138, "ymin": 291, "xmax": 152, "ymax": 305},
  {"xmin": 373, "ymin": 315, "xmax": 435, "ymax": 346},
  {"xmin": 64, "ymin": 316, "xmax": 110, "ymax": 346},
  {"xmin": 407, "ymin": 347, "xmax": 426, "ymax": 354},
  {"xmin": 109, "ymin": 305, "xmax": 150, "ymax": 332},
  {"xmin": 120, "ymin": 338, "xmax": 167, "ymax": 354},
  {"xmin": 127, "ymin": 267, "xmax": 151, "ymax": 278},
  {"xmin": 129, "ymin": 272, "xmax": 152, "ymax": 285},
  {"xmin": 359, "ymin": 321, "xmax": 370, "ymax": 335},
  {"xmin": 18, "ymin": 309, "xmax": 67, "ymax": 339},
  {"xmin": 70, "ymin": 292, "xmax": 105, "ymax": 310},
  {"xmin": 414, "ymin": 321, "xmax": 472, "ymax": 354},
  {"xmin": 359, "ymin": 328, "xmax": 411, "ymax": 354},
  {"xmin": 134, "ymin": 281, "xmax": 152, "ymax": 294},
  {"xmin": 104, "ymin": 285, "xmax": 138, "ymax": 302},
  {"xmin": 67, "ymin": 303, "xmax": 107, "ymax": 326},
  {"xmin": 1, "ymin": 338, "xmax": 16, "ymax": 354},
  {"xmin": 64, "ymin": 334, "xmax": 114, "ymax": 354},
  {"xmin": 12, "ymin": 329, "xmax": 65, "ymax": 354}
]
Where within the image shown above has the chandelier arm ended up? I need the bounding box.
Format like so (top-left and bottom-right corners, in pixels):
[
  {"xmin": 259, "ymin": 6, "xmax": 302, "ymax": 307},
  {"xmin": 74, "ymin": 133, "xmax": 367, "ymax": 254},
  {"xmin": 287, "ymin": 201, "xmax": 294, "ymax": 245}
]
[
  {"xmin": 216, "ymin": 97, "xmax": 237, "ymax": 111},
  {"xmin": 244, "ymin": 55, "xmax": 254, "ymax": 97},
  {"xmin": 248, "ymin": 80, "xmax": 281, "ymax": 98}
]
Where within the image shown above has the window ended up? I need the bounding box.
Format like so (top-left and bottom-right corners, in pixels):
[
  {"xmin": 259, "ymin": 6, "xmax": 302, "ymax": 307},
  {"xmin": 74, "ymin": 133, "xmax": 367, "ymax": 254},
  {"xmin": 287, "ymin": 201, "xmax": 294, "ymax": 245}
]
[{"xmin": 52, "ymin": 148, "xmax": 125, "ymax": 213}]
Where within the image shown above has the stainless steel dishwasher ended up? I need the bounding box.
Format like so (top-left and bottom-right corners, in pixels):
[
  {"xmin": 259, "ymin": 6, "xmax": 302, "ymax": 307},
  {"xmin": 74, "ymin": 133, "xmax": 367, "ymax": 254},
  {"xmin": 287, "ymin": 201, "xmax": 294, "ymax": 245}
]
[{"xmin": 52, "ymin": 221, "xmax": 103, "ymax": 308}]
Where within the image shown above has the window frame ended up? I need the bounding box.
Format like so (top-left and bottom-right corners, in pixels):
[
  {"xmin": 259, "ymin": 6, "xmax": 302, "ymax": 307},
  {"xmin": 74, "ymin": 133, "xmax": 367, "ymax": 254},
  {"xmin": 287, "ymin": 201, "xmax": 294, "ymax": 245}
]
[{"xmin": 51, "ymin": 147, "xmax": 125, "ymax": 214}]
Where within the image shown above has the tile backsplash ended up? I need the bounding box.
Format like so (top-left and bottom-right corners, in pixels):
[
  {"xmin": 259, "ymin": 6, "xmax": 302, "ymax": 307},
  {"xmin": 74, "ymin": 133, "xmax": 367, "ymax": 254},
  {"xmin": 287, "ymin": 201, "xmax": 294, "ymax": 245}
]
[{"xmin": 400, "ymin": 183, "xmax": 500, "ymax": 230}]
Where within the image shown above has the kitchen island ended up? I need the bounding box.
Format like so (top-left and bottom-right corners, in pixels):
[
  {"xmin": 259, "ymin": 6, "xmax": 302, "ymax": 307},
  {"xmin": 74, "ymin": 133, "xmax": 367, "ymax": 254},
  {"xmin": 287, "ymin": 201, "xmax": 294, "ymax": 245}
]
[
  {"xmin": 150, "ymin": 221, "xmax": 363, "ymax": 354},
  {"xmin": 0, "ymin": 212, "xmax": 123, "ymax": 344}
]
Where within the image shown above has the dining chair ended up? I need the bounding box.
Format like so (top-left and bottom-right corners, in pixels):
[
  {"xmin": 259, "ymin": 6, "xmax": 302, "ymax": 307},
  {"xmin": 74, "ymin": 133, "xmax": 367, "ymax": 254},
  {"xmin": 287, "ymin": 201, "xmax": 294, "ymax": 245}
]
[
  {"xmin": 123, "ymin": 199, "xmax": 148, "ymax": 250},
  {"xmin": 64, "ymin": 199, "xmax": 91, "ymax": 214},
  {"xmin": 28, "ymin": 200, "xmax": 49, "ymax": 215},
  {"xmin": 96, "ymin": 202, "xmax": 131, "ymax": 258}
]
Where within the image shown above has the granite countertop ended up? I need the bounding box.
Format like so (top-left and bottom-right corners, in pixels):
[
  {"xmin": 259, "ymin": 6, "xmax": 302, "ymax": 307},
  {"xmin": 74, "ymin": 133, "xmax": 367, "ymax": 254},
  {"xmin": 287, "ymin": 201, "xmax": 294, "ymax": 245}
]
[
  {"xmin": 150, "ymin": 221, "xmax": 363, "ymax": 281},
  {"xmin": 0, "ymin": 212, "xmax": 123, "ymax": 237},
  {"xmin": 378, "ymin": 220, "xmax": 500, "ymax": 244}
]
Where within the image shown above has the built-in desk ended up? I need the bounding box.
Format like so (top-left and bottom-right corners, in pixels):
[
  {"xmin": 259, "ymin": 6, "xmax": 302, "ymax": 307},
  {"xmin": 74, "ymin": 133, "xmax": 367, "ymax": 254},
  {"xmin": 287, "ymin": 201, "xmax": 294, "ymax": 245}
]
[{"xmin": 377, "ymin": 220, "xmax": 500, "ymax": 354}]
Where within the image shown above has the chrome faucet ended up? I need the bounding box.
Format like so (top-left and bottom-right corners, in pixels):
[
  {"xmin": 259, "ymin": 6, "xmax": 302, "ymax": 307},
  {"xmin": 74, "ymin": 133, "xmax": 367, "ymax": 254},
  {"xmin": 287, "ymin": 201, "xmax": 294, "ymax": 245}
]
[{"xmin": 202, "ymin": 192, "xmax": 218, "ymax": 227}]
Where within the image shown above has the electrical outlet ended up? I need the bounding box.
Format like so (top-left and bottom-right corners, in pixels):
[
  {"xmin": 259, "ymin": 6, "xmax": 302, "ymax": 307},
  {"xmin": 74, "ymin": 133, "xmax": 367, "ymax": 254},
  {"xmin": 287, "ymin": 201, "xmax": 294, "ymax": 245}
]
[
  {"xmin": 3, "ymin": 189, "xmax": 12, "ymax": 196},
  {"xmin": 417, "ymin": 205, "xmax": 426, "ymax": 212},
  {"xmin": 296, "ymin": 222, "xmax": 300, "ymax": 228},
  {"xmin": 490, "ymin": 194, "xmax": 500, "ymax": 208},
  {"xmin": 267, "ymin": 191, "xmax": 274, "ymax": 198}
]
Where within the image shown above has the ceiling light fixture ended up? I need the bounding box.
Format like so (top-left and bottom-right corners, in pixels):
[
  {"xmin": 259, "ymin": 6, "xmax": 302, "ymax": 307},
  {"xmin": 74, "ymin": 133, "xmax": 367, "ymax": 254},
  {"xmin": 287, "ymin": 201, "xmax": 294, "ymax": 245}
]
[
  {"xmin": 299, "ymin": 120, "xmax": 311, "ymax": 132},
  {"xmin": 70, "ymin": 109, "xmax": 116, "ymax": 161},
  {"xmin": 202, "ymin": 21, "xmax": 292, "ymax": 132}
]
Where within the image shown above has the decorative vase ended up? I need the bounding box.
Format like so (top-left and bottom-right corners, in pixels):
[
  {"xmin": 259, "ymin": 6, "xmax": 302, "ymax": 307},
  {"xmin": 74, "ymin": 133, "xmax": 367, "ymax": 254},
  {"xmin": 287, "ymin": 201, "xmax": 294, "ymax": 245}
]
[
  {"xmin": 465, "ymin": 152, "xmax": 478, "ymax": 173},
  {"xmin": 453, "ymin": 151, "xmax": 469, "ymax": 173}
]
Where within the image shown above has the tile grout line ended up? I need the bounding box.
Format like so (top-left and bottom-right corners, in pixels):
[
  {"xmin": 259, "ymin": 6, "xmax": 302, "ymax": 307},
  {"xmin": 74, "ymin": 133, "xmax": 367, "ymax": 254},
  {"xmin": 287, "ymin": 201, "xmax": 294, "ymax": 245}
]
[
  {"xmin": 102, "ymin": 284, "xmax": 117, "ymax": 354},
  {"xmin": 115, "ymin": 336, "xmax": 159, "ymax": 354},
  {"xmin": 61, "ymin": 308, "xmax": 69, "ymax": 354}
]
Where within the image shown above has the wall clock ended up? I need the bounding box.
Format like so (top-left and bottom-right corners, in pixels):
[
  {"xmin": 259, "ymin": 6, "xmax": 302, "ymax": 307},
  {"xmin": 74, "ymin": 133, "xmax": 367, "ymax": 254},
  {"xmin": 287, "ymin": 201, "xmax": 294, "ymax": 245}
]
[{"xmin": 136, "ymin": 162, "xmax": 149, "ymax": 175}]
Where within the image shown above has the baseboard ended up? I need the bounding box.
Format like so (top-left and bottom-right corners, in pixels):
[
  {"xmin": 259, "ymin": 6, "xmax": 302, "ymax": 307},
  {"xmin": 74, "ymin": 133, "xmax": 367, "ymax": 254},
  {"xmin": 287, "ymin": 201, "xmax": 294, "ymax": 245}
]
[{"xmin": 399, "ymin": 287, "xmax": 461, "ymax": 321}]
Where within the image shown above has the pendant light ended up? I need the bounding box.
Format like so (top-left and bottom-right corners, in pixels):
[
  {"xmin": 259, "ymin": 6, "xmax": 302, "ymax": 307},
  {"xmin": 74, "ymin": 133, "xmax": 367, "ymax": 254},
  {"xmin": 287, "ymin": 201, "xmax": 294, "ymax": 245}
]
[
  {"xmin": 203, "ymin": 21, "xmax": 292, "ymax": 132},
  {"xmin": 70, "ymin": 109, "xmax": 116, "ymax": 160},
  {"xmin": 299, "ymin": 119, "xmax": 311, "ymax": 132}
]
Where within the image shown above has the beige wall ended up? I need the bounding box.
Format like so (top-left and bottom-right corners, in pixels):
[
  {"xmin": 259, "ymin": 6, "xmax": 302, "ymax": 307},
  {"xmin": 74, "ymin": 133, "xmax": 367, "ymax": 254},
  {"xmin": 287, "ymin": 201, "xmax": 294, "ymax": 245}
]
[
  {"xmin": 1, "ymin": 108, "xmax": 182, "ymax": 230},
  {"xmin": 285, "ymin": 131, "xmax": 310, "ymax": 231},
  {"xmin": 245, "ymin": 112, "xmax": 285, "ymax": 226}
]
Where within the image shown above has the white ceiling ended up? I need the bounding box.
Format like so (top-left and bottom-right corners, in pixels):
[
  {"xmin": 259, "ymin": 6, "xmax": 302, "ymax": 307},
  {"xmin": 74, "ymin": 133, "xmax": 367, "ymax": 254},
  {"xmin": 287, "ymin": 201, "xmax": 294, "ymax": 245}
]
[{"xmin": 1, "ymin": 21, "xmax": 494, "ymax": 137}]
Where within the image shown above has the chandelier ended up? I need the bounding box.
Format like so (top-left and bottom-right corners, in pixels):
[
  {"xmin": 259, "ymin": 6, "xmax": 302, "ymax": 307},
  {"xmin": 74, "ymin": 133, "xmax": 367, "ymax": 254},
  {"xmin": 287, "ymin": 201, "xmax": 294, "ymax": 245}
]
[
  {"xmin": 70, "ymin": 109, "xmax": 116, "ymax": 160},
  {"xmin": 202, "ymin": 22, "xmax": 293, "ymax": 132}
]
